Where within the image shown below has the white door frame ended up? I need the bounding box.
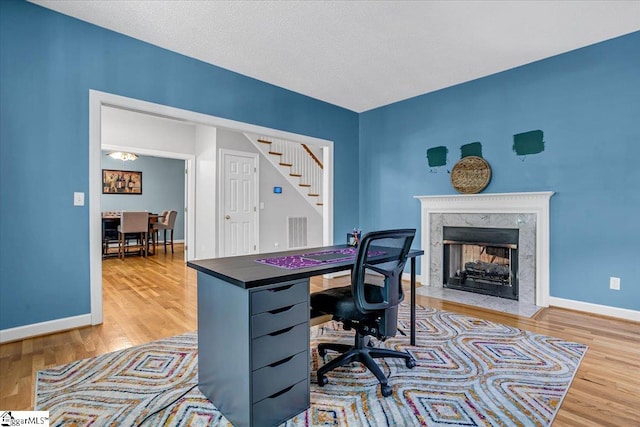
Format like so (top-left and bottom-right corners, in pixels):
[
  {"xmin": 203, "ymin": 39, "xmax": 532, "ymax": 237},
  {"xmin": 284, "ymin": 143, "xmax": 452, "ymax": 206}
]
[
  {"xmin": 89, "ymin": 89, "xmax": 334, "ymax": 325},
  {"xmin": 219, "ymin": 149, "xmax": 259, "ymax": 256}
]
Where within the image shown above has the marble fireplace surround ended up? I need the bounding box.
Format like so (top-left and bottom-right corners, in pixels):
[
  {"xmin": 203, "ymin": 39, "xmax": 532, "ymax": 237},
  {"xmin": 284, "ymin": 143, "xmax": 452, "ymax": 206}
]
[{"xmin": 415, "ymin": 192, "xmax": 554, "ymax": 308}]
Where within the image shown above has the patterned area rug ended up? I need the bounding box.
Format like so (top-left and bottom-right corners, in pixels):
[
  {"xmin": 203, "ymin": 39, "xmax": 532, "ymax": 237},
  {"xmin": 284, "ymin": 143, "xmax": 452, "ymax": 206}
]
[{"xmin": 35, "ymin": 304, "xmax": 587, "ymax": 426}]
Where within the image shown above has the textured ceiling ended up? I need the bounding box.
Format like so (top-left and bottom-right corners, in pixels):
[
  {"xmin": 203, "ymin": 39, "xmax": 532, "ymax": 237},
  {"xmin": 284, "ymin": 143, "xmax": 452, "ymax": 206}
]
[{"xmin": 30, "ymin": 1, "xmax": 640, "ymax": 112}]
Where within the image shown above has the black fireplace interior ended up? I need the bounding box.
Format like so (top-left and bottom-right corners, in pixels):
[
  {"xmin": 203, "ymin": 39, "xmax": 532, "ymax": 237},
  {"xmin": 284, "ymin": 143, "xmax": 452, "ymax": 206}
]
[{"xmin": 443, "ymin": 226, "xmax": 519, "ymax": 300}]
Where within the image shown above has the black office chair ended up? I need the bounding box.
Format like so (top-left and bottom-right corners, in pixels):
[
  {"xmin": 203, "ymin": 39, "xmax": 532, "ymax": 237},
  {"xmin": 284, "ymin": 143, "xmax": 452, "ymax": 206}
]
[{"xmin": 310, "ymin": 229, "xmax": 417, "ymax": 397}]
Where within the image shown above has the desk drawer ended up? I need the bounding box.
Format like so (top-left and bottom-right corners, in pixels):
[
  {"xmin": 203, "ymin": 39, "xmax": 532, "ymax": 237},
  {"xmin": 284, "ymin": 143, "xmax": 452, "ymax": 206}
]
[
  {"xmin": 251, "ymin": 280, "xmax": 308, "ymax": 314},
  {"xmin": 252, "ymin": 350, "xmax": 308, "ymax": 403},
  {"xmin": 252, "ymin": 379, "xmax": 309, "ymax": 427},
  {"xmin": 252, "ymin": 322, "xmax": 308, "ymax": 370},
  {"xmin": 252, "ymin": 302, "xmax": 308, "ymax": 338}
]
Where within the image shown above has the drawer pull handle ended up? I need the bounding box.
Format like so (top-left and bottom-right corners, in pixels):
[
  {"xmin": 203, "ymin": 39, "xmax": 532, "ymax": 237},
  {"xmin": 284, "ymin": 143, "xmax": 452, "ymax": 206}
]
[
  {"xmin": 268, "ymin": 384, "xmax": 294, "ymax": 399},
  {"xmin": 268, "ymin": 355, "xmax": 293, "ymax": 367},
  {"xmin": 269, "ymin": 326, "xmax": 294, "ymax": 336},
  {"xmin": 269, "ymin": 284, "xmax": 293, "ymax": 293},
  {"xmin": 269, "ymin": 305, "xmax": 294, "ymax": 314}
]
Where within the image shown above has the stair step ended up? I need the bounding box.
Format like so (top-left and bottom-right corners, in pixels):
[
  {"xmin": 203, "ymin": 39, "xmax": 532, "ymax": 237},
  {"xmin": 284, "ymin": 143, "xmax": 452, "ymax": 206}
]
[{"xmin": 249, "ymin": 134, "xmax": 324, "ymax": 212}]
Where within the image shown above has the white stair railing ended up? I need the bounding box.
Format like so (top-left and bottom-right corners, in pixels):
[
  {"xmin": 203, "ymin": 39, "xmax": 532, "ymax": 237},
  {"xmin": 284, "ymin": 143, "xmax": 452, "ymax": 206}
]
[{"xmin": 244, "ymin": 133, "xmax": 323, "ymax": 213}]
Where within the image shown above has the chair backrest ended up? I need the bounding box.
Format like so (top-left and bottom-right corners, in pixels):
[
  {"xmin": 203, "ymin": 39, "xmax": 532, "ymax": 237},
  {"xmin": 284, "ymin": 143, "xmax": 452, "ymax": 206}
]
[
  {"xmin": 120, "ymin": 211, "xmax": 149, "ymax": 233},
  {"xmin": 351, "ymin": 229, "xmax": 416, "ymax": 337},
  {"xmin": 165, "ymin": 210, "xmax": 178, "ymax": 229}
]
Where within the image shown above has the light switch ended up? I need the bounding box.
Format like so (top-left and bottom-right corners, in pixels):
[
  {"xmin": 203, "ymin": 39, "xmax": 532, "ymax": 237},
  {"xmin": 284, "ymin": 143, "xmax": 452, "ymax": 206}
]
[{"xmin": 74, "ymin": 192, "xmax": 85, "ymax": 206}]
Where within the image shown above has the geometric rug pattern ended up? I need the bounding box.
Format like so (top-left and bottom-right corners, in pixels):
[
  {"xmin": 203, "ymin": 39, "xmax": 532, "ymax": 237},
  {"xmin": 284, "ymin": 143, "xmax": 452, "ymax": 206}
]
[{"xmin": 35, "ymin": 304, "xmax": 587, "ymax": 426}]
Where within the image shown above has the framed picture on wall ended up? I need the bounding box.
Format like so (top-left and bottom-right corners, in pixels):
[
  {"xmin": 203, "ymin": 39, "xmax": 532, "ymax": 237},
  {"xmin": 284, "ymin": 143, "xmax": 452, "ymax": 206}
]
[{"xmin": 102, "ymin": 169, "xmax": 142, "ymax": 194}]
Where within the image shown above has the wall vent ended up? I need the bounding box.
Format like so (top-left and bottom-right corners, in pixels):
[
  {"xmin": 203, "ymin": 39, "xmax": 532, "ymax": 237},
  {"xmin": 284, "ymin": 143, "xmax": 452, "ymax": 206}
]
[{"xmin": 287, "ymin": 216, "xmax": 308, "ymax": 249}]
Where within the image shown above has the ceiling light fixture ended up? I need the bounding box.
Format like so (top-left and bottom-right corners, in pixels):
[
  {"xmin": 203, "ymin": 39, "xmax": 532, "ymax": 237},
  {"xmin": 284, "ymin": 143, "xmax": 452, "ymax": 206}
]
[{"xmin": 107, "ymin": 151, "xmax": 138, "ymax": 161}]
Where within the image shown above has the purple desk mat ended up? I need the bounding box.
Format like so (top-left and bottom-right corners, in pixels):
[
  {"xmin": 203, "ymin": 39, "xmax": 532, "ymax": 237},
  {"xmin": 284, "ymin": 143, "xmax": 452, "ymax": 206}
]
[{"xmin": 255, "ymin": 247, "xmax": 385, "ymax": 270}]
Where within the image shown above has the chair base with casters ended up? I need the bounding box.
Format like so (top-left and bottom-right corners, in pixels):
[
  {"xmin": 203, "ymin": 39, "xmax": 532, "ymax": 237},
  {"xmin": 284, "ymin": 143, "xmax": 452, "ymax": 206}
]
[{"xmin": 317, "ymin": 323, "xmax": 415, "ymax": 397}]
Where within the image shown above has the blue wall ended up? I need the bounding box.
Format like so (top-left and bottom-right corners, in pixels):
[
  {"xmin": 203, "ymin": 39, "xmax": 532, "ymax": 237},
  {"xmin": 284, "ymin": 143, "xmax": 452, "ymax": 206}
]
[
  {"xmin": 0, "ymin": 0, "xmax": 359, "ymax": 330},
  {"xmin": 101, "ymin": 154, "xmax": 185, "ymax": 240},
  {"xmin": 360, "ymin": 32, "xmax": 640, "ymax": 311},
  {"xmin": 1, "ymin": 0, "xmax": 637, "ymax": 332}
]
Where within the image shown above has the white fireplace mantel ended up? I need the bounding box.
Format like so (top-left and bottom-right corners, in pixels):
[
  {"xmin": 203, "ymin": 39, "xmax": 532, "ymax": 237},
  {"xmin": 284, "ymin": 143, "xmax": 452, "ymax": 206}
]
[{"xmin": 414, "ymin": 192, "xmax": 555, "ymax": 307}]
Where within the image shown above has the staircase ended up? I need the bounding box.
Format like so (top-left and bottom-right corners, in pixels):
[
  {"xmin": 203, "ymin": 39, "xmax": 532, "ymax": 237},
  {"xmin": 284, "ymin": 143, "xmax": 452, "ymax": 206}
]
[{"xmin": 244, "ymin": 133, "xmax": 324, "ymax": 214}]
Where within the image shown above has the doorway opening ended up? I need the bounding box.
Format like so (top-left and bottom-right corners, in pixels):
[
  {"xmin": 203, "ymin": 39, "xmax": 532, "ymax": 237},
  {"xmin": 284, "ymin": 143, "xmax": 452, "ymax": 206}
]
[{"xmin": 89, "ymin": 90, "xmax": 334, "ymax": 325}]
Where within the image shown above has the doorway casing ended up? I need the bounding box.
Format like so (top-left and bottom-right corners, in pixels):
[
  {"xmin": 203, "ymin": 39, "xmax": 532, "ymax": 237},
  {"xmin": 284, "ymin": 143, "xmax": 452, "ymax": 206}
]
[{"xmin": 89, "ymin": 90, "xmax": 334, "ymax": 325}]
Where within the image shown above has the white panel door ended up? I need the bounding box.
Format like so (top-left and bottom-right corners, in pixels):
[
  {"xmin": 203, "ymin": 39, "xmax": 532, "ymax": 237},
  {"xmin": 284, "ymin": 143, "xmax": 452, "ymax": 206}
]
[{"xmin": 222, "ymin": 151, "xmax": 258, "ymax": 257}]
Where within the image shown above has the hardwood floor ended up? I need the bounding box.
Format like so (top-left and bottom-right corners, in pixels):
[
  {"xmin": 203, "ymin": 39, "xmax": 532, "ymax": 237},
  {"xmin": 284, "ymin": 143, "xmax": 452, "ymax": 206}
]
[{"xmin": 1, "ymin": 244, "xmax": 639, "ymax": 426}]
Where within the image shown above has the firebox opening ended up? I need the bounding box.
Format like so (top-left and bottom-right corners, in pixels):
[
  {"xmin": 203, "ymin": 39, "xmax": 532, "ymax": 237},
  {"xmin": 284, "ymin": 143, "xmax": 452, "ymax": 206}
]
[{"xmin": 443, "ymin": 226, "xmax": 519, "ymax": 300}]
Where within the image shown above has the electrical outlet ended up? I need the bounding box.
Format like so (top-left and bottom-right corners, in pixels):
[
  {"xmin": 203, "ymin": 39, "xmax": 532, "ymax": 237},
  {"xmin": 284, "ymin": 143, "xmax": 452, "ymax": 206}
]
[
  {"xmin": 609, "ymin": 277, "xmax": 620, "ymax": 290},
  {"xmin": 274, "ymin": 242, "xmax": 279, "ymax": 248}
]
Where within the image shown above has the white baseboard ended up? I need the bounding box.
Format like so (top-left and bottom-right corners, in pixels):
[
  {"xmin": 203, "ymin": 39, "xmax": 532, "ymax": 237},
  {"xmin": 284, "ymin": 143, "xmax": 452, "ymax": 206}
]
[
  {"xmin": 549, "ymin": 297, "xmax": 640, "ymax": 322},
  {"xmin": 0, "ymin": 314, "xmax": 92, "ymax": 344}
]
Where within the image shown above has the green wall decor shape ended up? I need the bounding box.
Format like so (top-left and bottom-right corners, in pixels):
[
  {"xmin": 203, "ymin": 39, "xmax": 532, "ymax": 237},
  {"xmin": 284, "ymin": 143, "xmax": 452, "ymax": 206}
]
[
  {"xmin": 426, "ymin": 146, "xmax": 448, "ymax": 167},
  {"xmin": 461, "ymin": 142, "xmax": 483, "ymax": 158},
  {"xmin": 513, "ymin": 130, "xmax": 545, "ymax": 156}
]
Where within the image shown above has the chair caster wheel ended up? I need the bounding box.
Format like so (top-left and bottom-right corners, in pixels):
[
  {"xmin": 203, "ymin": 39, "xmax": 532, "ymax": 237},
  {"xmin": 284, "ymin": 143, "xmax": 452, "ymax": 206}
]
[
  {"xmin": 380, "ymin": 384, "xmax": 393, "ymax": 397},
  {"xmin": 406, "ymin": 358, "xmax": 416, "ymax": 369},
  {"xmin": 317, "ymin": 375, "xmax": 328, "ymax": 387},
  {"xmin": 318, "ymin": 348, "xmax": 327, "ymax": 358}
]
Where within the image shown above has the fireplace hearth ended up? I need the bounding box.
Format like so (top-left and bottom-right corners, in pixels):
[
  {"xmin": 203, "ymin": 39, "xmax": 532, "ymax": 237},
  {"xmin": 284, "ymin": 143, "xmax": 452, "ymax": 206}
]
[{"xmin": 443, "ymin": 226, "xmax": 519, "ymax": 300}]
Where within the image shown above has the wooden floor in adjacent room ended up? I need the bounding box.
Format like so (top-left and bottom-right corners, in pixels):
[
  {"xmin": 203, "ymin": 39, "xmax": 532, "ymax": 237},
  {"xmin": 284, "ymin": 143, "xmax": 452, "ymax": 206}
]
[{"xmin": 1, "ymin": 244, "xmax": 639, "ymax": 426}]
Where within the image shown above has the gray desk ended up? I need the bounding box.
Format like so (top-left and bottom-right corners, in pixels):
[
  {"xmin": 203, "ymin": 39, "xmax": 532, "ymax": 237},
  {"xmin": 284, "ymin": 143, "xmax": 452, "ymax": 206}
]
[{"xmin": 188, "ymin": 244, "xmax": 423, "ymax": 427}]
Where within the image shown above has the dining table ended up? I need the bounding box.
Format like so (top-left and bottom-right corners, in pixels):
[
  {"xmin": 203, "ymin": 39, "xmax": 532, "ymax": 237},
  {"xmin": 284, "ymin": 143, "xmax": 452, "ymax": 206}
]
[{"xmin": 101, "ymin": 212, "xmax": 159, "ymax": 257}]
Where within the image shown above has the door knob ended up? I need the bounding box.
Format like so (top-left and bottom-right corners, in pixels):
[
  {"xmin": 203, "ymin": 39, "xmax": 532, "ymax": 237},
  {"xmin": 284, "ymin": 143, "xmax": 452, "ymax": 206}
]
[{"xmin": 225, "ymin": 215, "xmax": 230, "ymax": 220}]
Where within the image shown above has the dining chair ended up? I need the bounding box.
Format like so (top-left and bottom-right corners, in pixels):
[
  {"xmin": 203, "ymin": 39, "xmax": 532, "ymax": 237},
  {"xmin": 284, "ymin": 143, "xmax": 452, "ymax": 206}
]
[
  {"xmin": 152, "ymin": 210, "xmax": 178, "ymax": 253},
  {"xmin": 102, "ymin": 216, "xmax": 119, "ymax": 257},
  {"xmin": 147, "ymin": 211, "xmax": 168, "ymax": 254},
  {"xmin": 118, "ymin": 211, "xmax": 149, "ymax": 259}
]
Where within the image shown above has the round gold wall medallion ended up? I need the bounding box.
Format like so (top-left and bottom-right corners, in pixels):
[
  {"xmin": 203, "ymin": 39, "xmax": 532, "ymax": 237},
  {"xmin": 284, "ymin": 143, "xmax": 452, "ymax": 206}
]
[{"xmin": 450, "ymin": 156, "xmax": 491, "ymax": 194}]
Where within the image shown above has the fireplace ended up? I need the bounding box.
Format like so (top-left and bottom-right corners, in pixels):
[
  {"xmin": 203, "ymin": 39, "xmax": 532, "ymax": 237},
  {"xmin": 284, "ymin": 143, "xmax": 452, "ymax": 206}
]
[
  {"xmin": 416, "ymin": 192, "xmax": 554, "ymax": 309},
  {"xmin": 443, "ymin": 226, "xmax": 519, "ymax": 300}
]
